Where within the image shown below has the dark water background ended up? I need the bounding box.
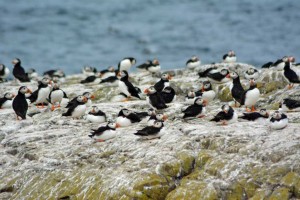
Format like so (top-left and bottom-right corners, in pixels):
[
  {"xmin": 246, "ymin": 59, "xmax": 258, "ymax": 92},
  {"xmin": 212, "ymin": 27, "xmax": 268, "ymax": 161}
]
[{"xmin": 0, "ymin": 0, "xmax": 300, "ymax": 74}]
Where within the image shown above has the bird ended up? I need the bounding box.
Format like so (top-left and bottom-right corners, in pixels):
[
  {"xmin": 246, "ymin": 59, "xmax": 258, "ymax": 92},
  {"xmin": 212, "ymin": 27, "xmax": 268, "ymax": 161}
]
[
  {"xmin": 82, "ymin": 66, "xmax": 97, "ymax": 76},
  {"xmin": 280, "ymin": 98, "xmax": 300, "ymax": 112},
  {"xmin": 26, "ymin": 68, "xmax": 39, "ymax": 80},
  {"xmin": 269, "ymin": 111, "xmax": 288, "ymax": 130},
  {"xmin": 0, "ymin": 64, "xmax": 10, "ymax": 82},
  {"xmin": 147, "ymin": 113, "xmax": 167, "ymax": 126},
  {"xmin": 244, "ymin": 68, "xmax": 259, "ymax": 80},
  {"xmin": 118, "ymin": 57, "xmax": 136, "ymax": 72},
  {"xmin": 62, "ymin": 95, "xmax": 88, "ymax": 119},
  {"xmin": 66, "ymin": 92, "xmax": 95, "ymax": 108},
  {"xmin": 12, "ymin": 58, "xmax": 30, "ymax": 82},
  {"xmin": 28, "ymin": 77, "xmax": 52, "ymax": 108},
  {"xmin": 48, "ymin": 82, "xmax": 67, "ymax": 111},
  {"xmin": 99, "ymin": 66, "xmax": 116, "ymax": 79},
  {"xmin": 283, "ymin": 56, "xmax": 300, "ymax": 89},
  {"xmin": 89, "ymin": 121, "xmax": 120, "ymax": 142},
  {"xmin": 85, "ymin": 106, "xmax": 106, "ymax": 123},
  {"xmin": 80, "ymin": 72, "xmax": 101, "ymax": 84},
  {"xmin": 182, "ymin": 97, "xmax": 206, "ymax": 119},
  {"xmin": 144, "ymin": 86, "xmax": 167, "ymax": 110},
  {"xmin": 211, "ymin": 105, "xmax": 238, "ymax": 125},
  {"xmin": 223, "ymin": 50, "xmax": 237, "ymax": 63},
  {"xmin": 116, "ymin": 108, "xmax": 141, "ymax": 127},
  {"xmin": 146, "ymin": 59, "xmax": 161, "ymax": 73},
  {"xmin": 12, "ymin": 86, "xmax": 32, "ymax": 120},
  {"xmin": 186, "ymin": 56, "xmax": 201, "ymax": 70},
  {"xmin": 239, "ymin": 109, "xmax": 269, "ymax": 122},
  {"xmin": 118, "ymin": 70, "xmax": 142, "ymax": 100},
  {"xmin": 161, "ymin": 86, "xmax": 176, "ymax": 103},
  {"xmin": 134, "ymin": 120, "xmax": 165, "ymax": 140},
  {"xmin": 136, "ymin": 60, "xmax": 152, "ymax": 71},
  {"xmin": 0, "ymin": 92, "xmax": 15, "ymax": 109},
  {"xmin": 43, "ymin": 69, "xmax": 65, "ymax": 79},
  {"xmin": 195, "ymin": 81, "xmax": 216, "ymax": 104},
  {"xmin": 135, "ymin": 108, "xmax": 156, "ymax": 120},
  {"xmin": 154, "ymin": 73, "xmax": 171, "ymax": 92},
  {"xmin": 261, "ymin": 56, "xmax": 288, "ymax": 70},
  {"xmin": 240, "ymin": 79, "xmax": 260, "ymax": 112},
  {"xmin": 227, "ymin": 71, "xmax": 245, "ymax": 107},
  {"xmin": 185, "ymin": 91, "xmax": 198, "ymax": 105},
  {"xmin": 199, "ymin": 68, "xmax": 230, "ymax": 84}
]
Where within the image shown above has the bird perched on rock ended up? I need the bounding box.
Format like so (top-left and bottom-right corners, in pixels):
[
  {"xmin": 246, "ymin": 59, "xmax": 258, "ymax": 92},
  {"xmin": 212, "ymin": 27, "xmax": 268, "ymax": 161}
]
[
  {"xmin": 89, "ymin": 121, "xmax": 120, "ymax": 142},
  {"xmin": 48, "ymin": 82, "xmax": 67, "ymax": 111},
  {"xmin": 134, "ymin": 120, "xmax": 165, "ymax": 140},
  {"xmin": 43, "ymin": 69, "xmax": 65, "ymax": 79},
  {"xmin": 269, "ymin": 111, "xmax": 288, "ymax": 130},
  {"xmin": 82, "ymin": 66, "xmax": 97, "ymax": 76},
  {"xmin": 199, "ymin": 68, "xmax": 230, "ymax": 84},
  {"xmin": 223, "ymin": 50, "xmax": 237, "ymax": 63},
  {"xmin": 26, "ymin": 68, "xmax": 39, "ymax": 80},
  {"xmin": 0, "ymin": 64, "xmax": 10, "ymax": 82},
  {"xmin": 195, "ymin": 81, "xmax": 216, "ymax": 104},
  {"xmin": 118, "ymin": 70, "xmax": 142, "ymax": 100},
  {"xmin": 211, "ymin": 105, "xmax": 238, "ymax": 125},
  {"xmin": 144, "ymin": 86, "xmax": 167, "ymax": 110},
  {"xmin": 28, "ymin": 77, "xmax": 52, "ymax": 108},
  {"xmin": 67, "ymin": 92, "xmax": 95, "ymax": 108},
  {"xmin": 280, "ymin": 98, "xmax": 300, "ymax": 112},
  {"xmin": 85, "ymin": 106, "xmax": 106, "ymax": 123},
  {"xmin": 240, "ymin": 79, "xmax": 260, "ymax": 112},
  {"xmin": 12, "ymin": 58, "xmax": 30, "ymax": 82},
  {"xmin": 62, "ymin": 95, "xmax": 88, "ymax": 119},
  {"xmin": 283, "ymin": 56, "xmax": 300, "ymax": 89},
  {"xmin": 182, "ymin": 97, "xmax": 206, "ymax": 119},
  {"xmin": 186, "ymin": 56, "xmax": 201, "ymax": 70},
  {"xmin": 0, "ymin": 92, "xmax": 15, "ymax": 109},
  {"xmin": 99, "ymin": 66, "xmax": 116, "ymax": 79},
  {"xmin": 13, "ymin": 86, "xmax": 32, "ymax": 120},
  {"xmin": 154, "ymin": 73, "xmax": 171, "ymax": 92},
  {"xmin": 227, "ymin": 71, "xmax": 245, "ymax": 107},
  {"xmin": 244, "ymin": 68, "xmax": 259, "ymax": 80},
  {"xmin": 161, "ymin": 86, "xmax": 176, "ymax": 103},
  {"xmin": 261, "ymin": 56, "xmax": 288, "ymax": 70},
  {"xmin": 118, "ymin": 57, "xmax": 136, "ymax": 72},
  {"xmin": 116, "ymin": 108, "xmax": 141, "ymax": 127},
  {"xmin": 147, "ymin": 113, "xmax": 167, "ymax": 126},
  {"xmin": 80, "ymin": 72, "xmax": 101, "ymax": 84},
  {"xmin": 185, "ymin": 91, "xmax": 198, "ymax": 105},
  {"xmin": 239, "ymin": 109, "xmax": 269, "ymax": 122}
]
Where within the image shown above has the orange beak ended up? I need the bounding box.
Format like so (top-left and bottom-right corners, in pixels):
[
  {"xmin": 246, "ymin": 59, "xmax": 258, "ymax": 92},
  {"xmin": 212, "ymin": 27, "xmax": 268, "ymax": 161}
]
[
  {"xmin": 201, "ymin": 86, "xmax": 205, "ymax": 92},
  {"xmin": 224, "ymin": 110, "xmax": 228, "ymax": 114},
  {"xmin": 163, "ymin": 115, "xmax": 168, "ymax": 121},
  {"xmin": 117, "ymin": 72, "xmax": 121, "ymax": 77},
  {"xmin": 83, "ymin": 97, "xmax": 88, "ymax": 103},
  {"xmin": 27, "ymin": 89, "xmax": 32, "ymax": 94},
  {"xmin": 90, "ymin": 95, "xmax": 95, "ymax": 99},
  {"xmin": 203, "ymin": 100, "xmax": 207, "ymax": 106},
  {"xmin": 266, "ymin": 112, "xmax": 269, "ymax": 117},
  {"xmin": 168, "ymin": 75, "xmax": 172, "ymax": 80},
  {"xmin": 226, "ymin": 74, "xmax": 231, "ymax": 78},
  {"xmin": 12, "ymin": 94, "xmax": 16, "ymax": 98},
  {"xmin": 144, "ymin": 89, "xmax": 150, "ymax": 94},
  {"xmin": 115, "ymin": 123, "xmax": 121, "ymax": 128}
]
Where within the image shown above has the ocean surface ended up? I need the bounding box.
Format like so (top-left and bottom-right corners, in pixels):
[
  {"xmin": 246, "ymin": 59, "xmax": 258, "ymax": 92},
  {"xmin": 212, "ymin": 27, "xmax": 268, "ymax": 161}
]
[{"xmin": 0, "ymin": 0, "xmax": 300, "ymax": 75}]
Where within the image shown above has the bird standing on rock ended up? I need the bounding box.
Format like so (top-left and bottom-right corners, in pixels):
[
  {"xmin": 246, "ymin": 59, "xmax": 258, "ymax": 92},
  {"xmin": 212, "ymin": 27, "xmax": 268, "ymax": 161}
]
[
  {"xmin": 144, "ymin": 86, "xmax": 167, "ymax": 110},
  {"xmin": 244, "ymin": 68, "xmax": 259, "ymax": 80},
  {"xmin": 211, "ymin": 105, "xmax": 238, "ymax": 125},
  {"xmin": 134, "ymin": 120, "xmax": 165, "ymax": 140},
  {"xmin": 195, "ymin": 81, "xmax": 216, "ymax": 104},
  {"xmin": 182, "ymin": 97, "xmax": 206, "ymax": 119},
  {"xmin": 28, "ymin": 77, "xmax": 52, "ymax": 108},
  {"xmin": 118, "ymin": 70, "xmax": 142, "ymax": 101},
  {"xmin": 199, "ymin": 68, "xmax": 230, "ymax": 84},
  {"xmin": 186, "ymin": 56, "xmax": 201, "ymax": 70},
  {"xmin": 89, "ymin": 121, "xmax": 120, "ymax": 142},
  {"xmin": 280, "ymin": 98, "xmax": 300, "ymax": 112},
  {"xmin": 269, "ymin": 111, "xmax": 288, "ymax": 130},
  {"xmin": 223, "ymin": 50, "xmax": 237, "ymax": 63},
  {"xmin": 0, "ymin": 92, "xmax": 15, "ymax": 109},
  {"xmin": 12, "ymin": 86, "xmax": 32, "ymax": 120},
  {"xmin": 240, "ymin": 79, "xmax": 260, "ymax": 112},
  {"xmin": 62, "ymin": 95, "xmax": 88, "ymax": 119},
  {"xmin": 85, "ymin": 106, "xmax": 106, "ymax": 123},
  {"xmin": 283, "ymin": 56, "xmax": 300, "ymax": 89},
  {"xmin": 154, "ymin": 73, "xmax": 171, "ymax": 92},
  {"xmin": 239, "ymin": 109, "xmax": 269, "ymax": 122},
  {"xmin": 227, "ymin": 71, "xmax": 245, "ymax": 107},
  {"xmin": 118, "ymin": 57, "xmax": 136, "ymax": 72},
  {"xmin": 48, "ymin": 82, "xmax": 67, "ymax": 111},
  {"xmin": 116, "ymin": 108, "xmax": 141, "ymax": 127},
  {"xmin": 12, "ymin": 58, "xmax": 30, "ymax": 82}
]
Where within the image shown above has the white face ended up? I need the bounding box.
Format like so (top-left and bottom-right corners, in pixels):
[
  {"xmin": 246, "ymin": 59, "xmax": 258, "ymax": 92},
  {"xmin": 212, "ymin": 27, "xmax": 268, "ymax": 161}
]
[
  {"xmin": 152, "ymin": 59, "xmax": 159, "ymax": 65},
  {"xmin": 19, "ymin": 86, "xmax": 28, "ymax": 94},
  {"xmin": 282, "ymin": 56, "xmax": 288, "ymax": 62},
  {"xmin": 12, "ymin": 58, "xmax": 20, "ymax": 65},
  {"xmin": 221, "ymin": 69, "xmax": 228, "ymax": 76},
  {"xmin": 229, "ymin": 50, "xmax": 235, "ymax": 56},
  {"xmin": 259, "ymin": 109, "xmax": 268, "ymax": 116},
  {"xmin": 203, "ymin": 82, "xmax": 211, "ymax": 89},
  {"xmin": 148, "ymin": 109, "xmax": 156, "ymax": 115},
  {"xmin": 153, "ymin": 121, "xmax": 163, "ymax": 128},
  {"xmin": 188, "ymin": 91, "xmax": 195, "ymax": 97},
  {"xmin": 108, "ymin": 122, "xmax": 117, "ymax": 129},
  {"xmin": 222, "ymin": 105, "xmax": 230, "ymax": 112},
  {"xmin": 4, "ymin": 93, "xmax": 14, "ymax": 99},
  {"xmin": 271, "ymin": 111, "xmax": 281, "ymax": 119},
  {"xmin": 0, "ymin": 64, "xmax": 4, "ymax": 70},
  {"xmin": 91, "ymin": 106, "xmax": 99, "ymax": 113},
  {"xmin": 191, "ymin": 56, "xmax": 199, "ymax": 61},
  {"xmin": 195, "ymin": 97, "xmax": 204, "ymax": 105},
  {"xmin": 230, "ymin": 72, "xmax": 238, "ymax": 79},
  {"xmin": 120, "ymin": 71, "xmax": 127, "ymax": 78},
  {"xmin": 77, "ymin": 95, "xmax": 86, "ymax": 103},
  {"xmin": 122, "ymin": 109, "xmax": 131, "ymax": 116},
  {"xmin": 161, "ymin": 73, "xmax": 169, "ymax": 80},
  {"xmin": 148, "ymin": 86, "xmax": 156, "ymax": 94},
  {"xmin": 41, "ymin": 77, "xmax": 50, "ymax": 85}
]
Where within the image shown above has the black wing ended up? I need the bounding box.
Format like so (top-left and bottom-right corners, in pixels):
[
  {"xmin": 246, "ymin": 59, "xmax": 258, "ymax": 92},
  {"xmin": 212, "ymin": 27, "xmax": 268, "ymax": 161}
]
[
  {"xmin": 239, "ymin": 112, "xmax": 261, "ymax": 121},
  {"xmin": 90, "ymin": 126, "xmax": 110, "ymax": 137},
  {"xmin": 223, "ymin": 54, "xmax": 228, "ymax": 60},
  {"xmin": 28, "ymin": 89, "xmax": 39, "ymax": 103},
  {"xmin": 198, "ymin": 67, "xmax": 216, "ymax": 77},
  {"xmin": 272, "ymin": 59, "xmax": 283, "ymax": 66},
  {"xmin": 135, "ymin": 111, "xmax": 149, "ymax": 119},
  {"xmin": 128, "ymin": 113, "xmax": 141, "ymax": 123},
  {"xmin": 154, "ymin": 80, "xmax": 165, "ymax": 92},
  {"xmin": 284, "ymin": 99, "xmax": 300, "ymax": 109},
  {"xmin": 100, "ymin": 76, "xmax": 118, "ymax": 83},
  {"xmin": 81, "ymin": 76, "xmax": 96, "ymax": 83},
  {"xmin": 211, "ymin": 111, "xmax": 227, "ymax": 122},
  {"xmin": 0, "ymin": 97, "xmax": 7, "ymax": 108},
  {"xmin": 149, "ymin": 93, "xmax": 167, "ymax": 110},
  {"xmin": 89, "ymin": 110, "xmax": 106, "ymax": 117},
  {"xmin": 137, "ymin": 61, "xmax": 150, "ymax": 70},
  {"xmin": 134, "ymin": 126, "xmax": 160, "ymax": 136},
  {"xmin": 66, "ymin": 97, "xmax": 77, "ymax": 108},
  {"xmin": 12, "ymin": 95, "xmax": 28, "ymax": 119},
  {"xmin": 62, "ymin": 102, "xmax": 78, "ymax": 116},
  {"xmin": 125, "ymin": 81, "xmax": 141, "ymax": 99},
  {"xmin": 162, "ymin": 87, "xmax": 175, "ymax": 103},
  {"xmin": 261, "ymin": 62, "xmax": 273, "ymax": 68},
  {"xmin": 183, "ymin": 104, "xmax": 203, "ymax": 118},
  {"xmin": 207, "ymin": 72, "xmax": 225, "ymax": 82},
  {"xmin": 63, "ymin": 91, "xmax": 68, "ymax": 98}
]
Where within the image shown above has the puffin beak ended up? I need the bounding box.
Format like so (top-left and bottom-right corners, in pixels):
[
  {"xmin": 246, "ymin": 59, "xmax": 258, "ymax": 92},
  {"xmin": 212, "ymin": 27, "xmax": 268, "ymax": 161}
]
[
  {"xmin": 115, "ymin": 123, "xmax": 121, "ymax": 128},
  {"xmin": 163, "ymin": 115, "xmax": 168, "ymax": 121},
  {"xmin": 99, "ymin": 73, "xmax": 103, "ymax": 78},
  {"xmin": 90, "ymin": 94, "xmax": 95, "ymax": 99},
  {"xmin": 266, "ymin": 112, "xmax": 269, "ymax": 117},
  {"xmin": 27, "ymin": 89, "xmax": 32, "ymax": 94},
  {"xmin": 117, "ymin": 72, "xmax": 121, "ymax": 77},
  {"xmin": 289, "ymin": 56, "xmax": 295, "ymax": 63},
  {"xmin": 144, "ymin": 89, "xmax": 150, "ymax": 94},
  {"xmin": 83, "ymin": 97, "xmax": 88, "ymax": 102},
  {"xmin": 201, "ymin": 86, "xmax": 205, "ymax": 92},
  {"xmin": 224, "ymin": 109, "xmax": 228, "ymax": 114},
  {"xmin": 91, "ymin": 108, "xmax": 96, "ymax": 113},
  {"xmin": 203, "ymin": 100, "xmax": 207, "ymax": 106},
  {"xmin": 168, "ymin": 75, "xmax": 172, "ymax": 80},
  {"xmin": 12, "ymin": 94, "xmax": 16, "ymax": 98},
  {"xmin": 226, "ymin": 74, "xmax": 231, "ymax": 78}
]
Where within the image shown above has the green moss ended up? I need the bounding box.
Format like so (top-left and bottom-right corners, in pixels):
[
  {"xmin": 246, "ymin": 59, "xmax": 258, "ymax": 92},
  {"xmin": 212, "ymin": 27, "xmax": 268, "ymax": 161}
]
[
  {"xmin": 157, "ymin": 160, "xmax": 182, "ymax": 178},
  {"xmin": 249, "ymin": 188, "xmax": 271, "ymax": 200},
  {"xmin": 263, "ymin": 81, "xmax": 283, "ymax": 94},
  {"xmin": 268, "ymin": 187, "xmax": 290, "ymax": 200},
  {"xmin": 226, "ymin": 182, "xmax": 244, "ymax": 200},
  {"xmin": 195, "ymin": 150, "xmax": 214, "ymax": 169},
  {"xmin": 218, "ymin": 87, "xmax": 233, "ymax": 102},
  {"xmin": 204, "ymin": 158, "xmax": 227, "ymax": 177},
  {"xmin": 176, "ymin": 151, "xmax": 195, "ymax": 176},
  {"xmin": 295, "ymin": 179, "xmax": 300, "ymax": 198}
]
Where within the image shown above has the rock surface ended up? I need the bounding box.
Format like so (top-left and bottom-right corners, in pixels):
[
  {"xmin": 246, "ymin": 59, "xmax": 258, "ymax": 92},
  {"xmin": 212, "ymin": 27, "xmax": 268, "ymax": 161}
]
[{"xmin": 0, "ymin": 63, "xmax": 300, "ymax": 200}]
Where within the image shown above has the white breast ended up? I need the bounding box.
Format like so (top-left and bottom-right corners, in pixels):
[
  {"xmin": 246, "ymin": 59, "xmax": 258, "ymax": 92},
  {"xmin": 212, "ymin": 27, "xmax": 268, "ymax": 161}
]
[
  {"xmin": 224, "ymin": 56, "xmax": 237, "ymax": 63},
  {"xmin": 244, "ymin": 88, "xmax": 260, "ymax": 107},
  {"xmin": 118, "ymin": 81, "xmax": 130, "ymax": 97},
  {"xmin": 111, "ymin": 94, "xmax": 128, "ymax": 102},
  {"xmin": 50, "ymin": 90, "xmax": 64, "ymax": 104},
  {"xmin": 274, "ymin": 62, "xmax": 285, "ymax": 71},
  {"xmin": 185, "ymin": 97, "xmax": 196, "ymax": 105},
  {"xmin": 102, "ymin": 72, "xmax": 116, "ymax": 79},
  {"xmin": 244, "ymin": 72, "xmax": 259, "ymax": 80},
  {"xmin": 147, "ymin": 65, "xmax": 161, "ymax": 73},
  {"xmin": 281, "ymin": 104, "xmax": 300, "ymax": 112},
  {"xmin": 187, "ymin": 61, "xmax": 201, "ymax": 69},
  {"xmin": 270, "ymin": 118, "xmax": 288, "ymax": 130},
  {"xmin": 1, "ymin": 67, "xmax": 10, "ymax": 78},
  {"xmin": 120, "ymin": 60, "xmax": 131, "ymax": 71},
  {"xmin": 60, "ymin": 98, "xmax": 69, "ymax": 108},
  {"xmin": 227, "ymin": 112, "xmax": 238, "ymax": 124},
  {"xmin": 93, "ymin": 130, "xmax": 117, "ymax": 141},
  {"xmin": 202, "ymin": 90, "xmax": 216, "ymax": 103},
  {"xmin": 86, "ymin": 114, "xmax": 106, "ymax": 124},
  {"xmin": 116, "ymin": 116, "xmax": 132, "ymax": 127},
  {"xmin": 1, "ymin": 100, "xmax": 12, "ymax": 108},
  {"xmin": 72, "ymin": 104, "xmax": 87, "ymax": 118},
  {"xmin": 36, "ymin": 87, "xmax": 51, "ymax": 104},
  {"xmin": 86, "ymin": 99, "xmax": 92, "ymax": 107}
]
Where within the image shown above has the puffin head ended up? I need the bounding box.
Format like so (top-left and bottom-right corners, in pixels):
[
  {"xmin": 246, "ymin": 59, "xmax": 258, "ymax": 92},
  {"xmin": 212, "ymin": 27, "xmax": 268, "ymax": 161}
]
[
  {"xmin": 220, "ymin": 69, "xmax": 229, "ymax": 76},
  {"xmin": 4, "ymin": 92, "xmax": 15, "ymax": 100},
  {"xmin": 19, "ymin": 86, "xmax": 32, "ymax": 94},
  {"xmin": 289, "ymin": 56, "xmax": 295, "ymax": 63},
  {"xmin": 161, "ymin": 73, "xmax": 172, "ymax": 80},
  {"xmin": 156, "ymin": 113, "xmax": 168, "ymax": 121},
  {"xmin": 187, "ymin": 91, "xmax": 195, "ymax": 98},
  {"xmin": 259, "ymin": 109, "xmax": 269, "ymax": 117},
  {"xmin": 271, "ymin": 111, "xmax": 282, "ymax": 119},
  {"xmin": 152, "ymin": 59, "xmax": 160, "ymax": 66},
  {"xmin": 147, "ymin": 108, "xmax": 156, "ymax": 116},
  {"xmin": 12, "ymin": 58, "xmax": 21, "ymax": 65},
  {"xmin": 77, "ymin": 95, "xmax": 88, "ymax": 103},
  {"xmin": 202, "ymin": 81, "xmax": 212, "ymax": 91},
  {"xmin": 144, "ymin": 86, "xmax": 156, "ymax": 94},
  {"xmin": 194, "ymin": 97, "xmax": 207, "ymax": 106},
  {"xmin": 222, "ymin": 104, "xmax": 230, "ymax": 113},
  {"xmin": 90, "ymin": 106, "xmax": 99, "ymax": 113},
  {"xmin": 107, "ymin": 121, "xmax": 120, "ymax": 129},
  {"xmin": 119, "ymin": 108, "xmax": 132, "ymax": 117},
  {"xmin": 83, "ymin": 92, "xmax": 95, "ymax": 100},
  {"xmin": 0, "ymin": 64, "xmax": 5, "ymax": 70},
  {"xmin": 153, "ymin": 120, "xmax": 164, "ymax": 128}
]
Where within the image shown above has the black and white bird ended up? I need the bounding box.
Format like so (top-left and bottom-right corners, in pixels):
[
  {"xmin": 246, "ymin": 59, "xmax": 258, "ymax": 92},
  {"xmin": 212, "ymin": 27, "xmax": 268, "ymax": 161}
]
[
  {"xmin": 144, "ymin": 86, "xmax": 167, "ymax": 110},
  {"xmin": 100, "ymin": 75, "xmax": 119, "ymax": 85},
  {"xmin": 62, "ymin": 95, "xmax": 88, "ymax": 119},
  {"xmin": 85, "ymin": 106, "xmax": 106, "ymax": 123},
  {"xmin": 28, "ymin": 77, "xmax": 52, "ymax": 108},
  {"xmin": 89, "ymin": 121, "xmax": 120, "ymax": 142},
  {"xmin": 135, "ymin": 108, "xmax": 156, "ymax": 120},
  {"xmin": 67, "ymin": 92, "xmax": 95, "ymax": 108},
  {"xmin": 154, "ymin": 73, "xmax": 171, "ymax": 92},
  {"xmin": 82, "ymin": 66, "xmax": 97, "ymax": 76},
  {"xmin": 182, "ymin": 97, "xmax": 206, "ymax": 119},
  {"xmin": 223, "ymin": 50, "xmax": 237, "ymax": 63},
  {"xmin": 280, "ymin": 98, "xmax": 300, "ymax": 112},
  {"xmin": 80, "ymin": 72, "xmax": 102, "ymax": 84},
  {"xmin": 195, "ymin": 81, "xmax": 216, "ymax": 103},
  {"xmin": 48, "ymin": 82, "xmax": 67, "ymax": 111},
  {"xmin": 244, "ymin": 68, "xmax": 259, "ymax": 80},
  {"xmin": 118, "ymin": 70, "xmax": 142, "ymax": 100},
  {"xmin": 185, "ymin": 91, "xmax": 198, "ymax": 105},
  {"xmin": 161, "ymin": 86, "xmax": 176, "ymax": 103},
  {"xmin": 283, "ymin": 56, "xmax": 300, "ymax": 89},
  {"xmin": 12, "ymin": 86, "xmax": 32, "ymax": 120},
  {"xmin": 269, "ymin": 111, "xmax": 288, "ymax": 130},
  {"xmin": 118, "ymin": 57, "xmax": 136, "ymax": 72},
  {"xmin": 0, "ymin": 64, "xmax": 10, "ymax": 82},
  {"xmin": 26, "ymin": 68, "xmax": 39, "ymax": 80},
  {"xmin": 147, "ymin": 113, "xmax": 167, "ymax": 126},
  {"xmin": 12, "ymin": 58, "xmax": 30, "ymax": 82},
  {"xmin": 199, "ymin": 68, "xmax": 230, "ymax": 84},
  {"xmin": 186, "ymin": 56, "xmax": 201, "ymax": 70},
  {"xmin": 240, "ymin": 79, "xmax": 260, "ymax": 112},
  {"xmin": 136, "ymin": 60, "xmax": 152, "ymax": 71},
  {"xmin": 99, "ymin": 66, "xmax": 116, "ymax": 79},
  {"xmin": 147, "ymin": 59, "xmax": 161, "ymax": 73},
  {"xmin": 116, "ymin": 108, "xmax": 141, "ymax": 127},
  {"xmin": 134, "ymin": 120, "xmax": 165, "ymax": 140},
  {"xmin": 211, "ymin": 105, "xmax": 238, "ymax": 125},
  {"xmin": 43, "ymin": 69, "xmax": 65, "ymax": 79},
  {"xmin": 0, "ymin": 92, "xmax": 15, "ymax": 109},
  {"xmin": 261, "ymin": 56, "xmax": 288, "ymax": 70},
  {"xmin": 239, "ymin": 109, "xmax": 269, "ymax": 122},
  {"xmin": 227, "ymin": 71, "xmax": 245, "ymax": 107}
]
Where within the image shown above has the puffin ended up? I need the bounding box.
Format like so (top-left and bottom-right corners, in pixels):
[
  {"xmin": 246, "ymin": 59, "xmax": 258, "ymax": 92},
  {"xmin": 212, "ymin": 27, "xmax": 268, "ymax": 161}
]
[
  {"xmin": 154, "ymin": 73, "xmax": 171, "ymax": 92},
  {"xmin": 227, "ymin": 71, "xmax": 245, "ymax": 106},
  {"xmin": 280, "ymin": 98, "xmax": 300, "ymax": 112},
  {"xmin": 269, "ymin": 111, "xmax": 288, "ymax": 130},
  {"xmin": 99, "ymin": 66, "xmax": 116, "ymax": 79},
  {"xmin": 82, "ymin": 66, "xmax": 97, "ymax": 76},
  {"xmin": 118, "ymin": 70, "xmax": 142, "ymax": 100},
  {"xmin": 12, "ymin": 86, "xmax": 32, "ymax": 120},
  {"xmin": 28, "ymin": 77, "xmax": 52, "ymax": 107},
  {"xmin": 182, "ymin": 97, "xmax": 206, "ymax": 119},
  {"xmin": 186, "ymin": 56, "xmax": 201, "ymax": 70},
  {"xmin": 283, "ymin": 56, "xmax": 300, "ymax": 89},
  {"xmin": 211, "ymin": 105, "xmax": 238, "ymax": 125},
  {"xmin": 80, "ymin": 72, "xmax": 101, "ymax": 84},
  {"xmin": 261, "ymin": 56, "xmax": 288, "ymax": 69},
  {"xmin": 67, "ymin": 92, "xmax": 95, "ymax": 108},
  {"xmin": 43, "ymin": 69, "xmax": 65, "ymax": 79},
  {"xmin": 134, "ymin": 120, "xmax": 165, "ymax": 140},
  {"xmin": 0, "ymin": 92, "xmax": 15, "ymax": 109},
  {"xmin": 0, "ymin": 64, "xmax": 10, "ymax": 82},
  {"xmin": 118, "ymin": 57, "xmax": 136, "ymax": 72},
  {"xmin": 195, "ymin": 81, "xmax": 216, "ymax": 103},
  {"xmin": 12, "ymin": 58, "xmax": 30, "ymax": 82},
  {"xmin": 147, "ymin": 113, "xmax": 167, "ymax": 126},
  {"xmin": 161, "ymin": 86, "xmax": 176, "ymax": 103},
  {"xmin": 144, "ymin": 86, "xmax": 167, "ymax": 110},
  {"xmin": 48, "ymin": 82, "xmax": 67, "ymax": 111},
  {"xmin": 62, "ymin": 95, "xmax": 88, "ymax": 119},
  {"xmin": 136, "ymin": 60, "xmax": 152, "ymax": 71},
  {"xmin": 89, "ymin": 121, "xmax": 120, "ymax": 142},
  {"xmin": 244, "ymin": 68, "xmax": 259, "ymax": 80},
  {"xmin": 239, "ymin": 109, "xmax": 269, "ymax": 121},
  {"xmin": 185, "ymin": 91, "xmax": 198, "ymax": 105},
  {"xmin": 116, "ymin": 108, "xmax": 141, "ymax": 127},
  {"xmin": 199, "ymin": 68, "xmax": 230, "ymax": 84},
  {"xmin": 85, "ymin": 106, "xmax": 106, "ymax": 123},
  {"xmin": 135, "ymin": 108, "xmax": 156, "ymax": 120},
  {"xmin": 26, "ymin": 68, "xmax": 39, "ymax": 80},
  {"xmin": 100, "ymin": 75, "xmax": 119, "ymax": 86},
  {"xmin": 147, "ymin": 59, "xmax": 161, "ymax": 73},
  {"xmin": 223, "ymin": 50, "xmax": 237, "ymax": 63},
  {"xmin": 240, "ymin": 79, "xmax": 260, "ymax": 112}
]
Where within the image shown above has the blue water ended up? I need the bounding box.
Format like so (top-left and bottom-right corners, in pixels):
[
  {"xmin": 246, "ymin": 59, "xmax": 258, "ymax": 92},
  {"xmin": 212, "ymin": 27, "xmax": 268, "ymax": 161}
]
[{"xmin": 1, "ymin": 0, "xmax": 300, "ymax": 74}]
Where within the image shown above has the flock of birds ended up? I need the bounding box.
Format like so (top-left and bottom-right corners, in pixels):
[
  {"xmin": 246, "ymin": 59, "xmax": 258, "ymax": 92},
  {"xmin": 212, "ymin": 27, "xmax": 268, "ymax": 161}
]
[{"xmin": 1, "ymin": 51, "xmax": 300, "ymax": 142}]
